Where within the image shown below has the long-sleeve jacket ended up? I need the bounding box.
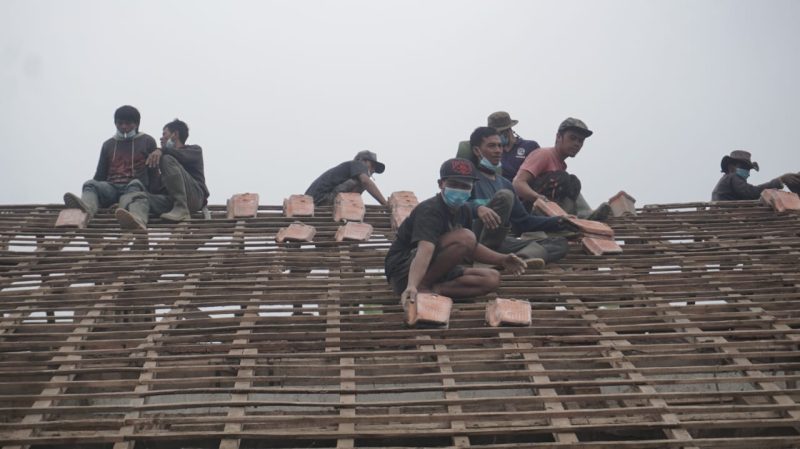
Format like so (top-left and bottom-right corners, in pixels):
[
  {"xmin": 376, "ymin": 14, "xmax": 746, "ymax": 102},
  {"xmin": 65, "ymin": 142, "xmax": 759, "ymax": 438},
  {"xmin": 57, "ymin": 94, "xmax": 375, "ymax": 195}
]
[
  {"xmin": 160, "ymin": 144, "xmax": 209, "ymax": 199},
  {"xmin": 468, "ymin": 169, "xmax": 562, "ymax": 234},
  {"xmin": 711, "ymin": 173, "xmax": 782, "ymax": 201}
]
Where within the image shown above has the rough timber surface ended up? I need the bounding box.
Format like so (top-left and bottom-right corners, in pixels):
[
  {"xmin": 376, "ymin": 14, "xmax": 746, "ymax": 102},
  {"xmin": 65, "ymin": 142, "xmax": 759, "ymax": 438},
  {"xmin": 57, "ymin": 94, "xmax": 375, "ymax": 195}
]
[{"xmin": 0, "ymin": 200, "xmax": 799, "ymax": 449}]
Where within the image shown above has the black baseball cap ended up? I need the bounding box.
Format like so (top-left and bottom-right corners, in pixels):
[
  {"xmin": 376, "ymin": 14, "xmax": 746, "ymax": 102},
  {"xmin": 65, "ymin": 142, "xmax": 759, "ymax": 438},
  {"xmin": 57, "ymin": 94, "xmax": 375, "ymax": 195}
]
[{"xmin": 439, "ymin": 158, "xmax": 479, "ymax": 182}]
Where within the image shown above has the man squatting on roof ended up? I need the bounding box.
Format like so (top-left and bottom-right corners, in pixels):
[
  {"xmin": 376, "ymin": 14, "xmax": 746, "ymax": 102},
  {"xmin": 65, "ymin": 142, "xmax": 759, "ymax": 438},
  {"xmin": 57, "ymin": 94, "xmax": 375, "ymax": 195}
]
[
  {"xmin": 384, "ymin": 158, "xmax": 527, "ymax": 305},
  {"xmin": 305, "ymin": 150, "xmax": 388, "ymax": 207}
]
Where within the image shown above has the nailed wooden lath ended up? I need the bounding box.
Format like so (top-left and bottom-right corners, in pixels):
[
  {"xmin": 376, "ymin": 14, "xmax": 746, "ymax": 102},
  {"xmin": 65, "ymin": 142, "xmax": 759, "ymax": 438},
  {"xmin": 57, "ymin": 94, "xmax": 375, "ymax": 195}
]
[{"xmin": 0, "ymin": 199, "xmax": 799, "ymax": 448}]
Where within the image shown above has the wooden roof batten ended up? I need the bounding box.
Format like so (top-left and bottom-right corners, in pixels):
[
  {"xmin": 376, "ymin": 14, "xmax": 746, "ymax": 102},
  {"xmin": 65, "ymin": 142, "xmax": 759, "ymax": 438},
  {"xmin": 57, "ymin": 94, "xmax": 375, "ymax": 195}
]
[{"xmin": 0, "ymin": 199, "xmax": 799, "ymax": 448}]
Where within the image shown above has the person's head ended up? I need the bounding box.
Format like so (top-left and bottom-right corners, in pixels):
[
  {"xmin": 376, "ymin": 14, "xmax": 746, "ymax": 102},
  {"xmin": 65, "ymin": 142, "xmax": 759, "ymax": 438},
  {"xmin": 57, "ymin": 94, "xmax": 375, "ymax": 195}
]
[
  {"xmin": 554, "ymin": 117, "xmax": 593, "ymax": 159},
  {"xmin": 487, "ymin": 111, "xmax": 518, "ymax": 148},
  {"xmin": 469, "ymin": 126, "xmax": 502, "ymax": 170},
  {"xmin": 438, "ymin": 158, "xmax": 479, "ymax": 208},
  {"xmin": 354, "ymin": 150, "xmax": 385, "ymax": 175},
  {"xmin": 162, "ymin": 119, "xmax": 189, "ymax": 148},
  {"xmin": 114, "ymin": 105, "xmax": 140, "ymax": 138},
  {"xmin": 720, "ymin": 150, "xmax": 759, "ymax": 178}
]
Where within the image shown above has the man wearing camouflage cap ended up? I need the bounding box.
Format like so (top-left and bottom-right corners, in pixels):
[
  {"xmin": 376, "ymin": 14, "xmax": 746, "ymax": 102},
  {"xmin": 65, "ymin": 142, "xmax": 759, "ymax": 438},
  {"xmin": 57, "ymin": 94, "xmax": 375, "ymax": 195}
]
[
  {"xmin": 487, "ymin": 111, "xmax": 541, "ymax": 181},
  {"xmin": 513, "ymin": 117, "xmax": 611, "ymax": 220},
  {"xmin": 456, "ymin": 111, "xmax": 540, "ymax": 181}
]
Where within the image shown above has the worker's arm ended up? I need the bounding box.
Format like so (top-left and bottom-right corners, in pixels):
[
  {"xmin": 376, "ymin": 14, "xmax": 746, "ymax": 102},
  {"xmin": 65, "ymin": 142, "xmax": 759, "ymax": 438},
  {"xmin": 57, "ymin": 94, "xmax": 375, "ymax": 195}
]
[
  {"xmin": 358, "ymin": 173, "xmax": 388, "ymax": 206},
  {"xmin": 401, "ymin": 240, "xmax": 435, "ymax": 303},
  {"xmin": 730, "ymin": 174, "xmax": 782, "ymax": 200},
  {"xmin": 472, "ymin": 243, "xmax": 526, "ymax": 275},
  {"xmin": 512, "ymin": 169, "xmax": 546, "ymax": 203}
]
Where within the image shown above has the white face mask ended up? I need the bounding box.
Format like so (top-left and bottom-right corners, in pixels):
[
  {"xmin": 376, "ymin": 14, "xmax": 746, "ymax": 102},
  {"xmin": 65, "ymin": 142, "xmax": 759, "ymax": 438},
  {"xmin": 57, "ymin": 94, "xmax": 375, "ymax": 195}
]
[
  {"xmin": 116, "ymin": 129, "xmax": 137, "ymax": 140},
  {"xmin": 164, "ymin": 138, "xmax": 176, "ymax": 150}
]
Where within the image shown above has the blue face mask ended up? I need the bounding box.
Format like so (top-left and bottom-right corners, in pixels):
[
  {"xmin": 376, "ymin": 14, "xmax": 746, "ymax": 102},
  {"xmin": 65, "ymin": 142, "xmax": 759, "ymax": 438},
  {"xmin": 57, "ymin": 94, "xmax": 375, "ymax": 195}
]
[
  {"xmin": 735, "ymin": 167, "xmax": 750, "ymax": 179},
  {"xmin": 500, "ymin": 134, "xmax": 509, "ymax": 146},
  {"xmin": 479, "ymin": 156, "xmax": 501, "ymax": 171},
  {"xmin": 442, "ymin": 187, "xmax": 471, "ymax": 208}
]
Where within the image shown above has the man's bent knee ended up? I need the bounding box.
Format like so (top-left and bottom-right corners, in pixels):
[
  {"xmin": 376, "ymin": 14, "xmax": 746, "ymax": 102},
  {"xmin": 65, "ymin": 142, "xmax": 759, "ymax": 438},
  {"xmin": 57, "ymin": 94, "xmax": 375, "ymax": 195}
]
[
  {"xmin": 82, "ymin": 179, "xmax": 109, "ymax": 192},
  {"xmin": 441, "ymin": 228, "xmax": 477, "ymax": 248},
  {"xmin": 124, "ymin": 180, "xmax": 146, "ymax": 194},
  {"xmin": 159, "ymin": 154, "xmax": 183, "ymax": 175},
  {"xmin": 494, "ymin": 189, "xmax": 515, "ymax": 205}
]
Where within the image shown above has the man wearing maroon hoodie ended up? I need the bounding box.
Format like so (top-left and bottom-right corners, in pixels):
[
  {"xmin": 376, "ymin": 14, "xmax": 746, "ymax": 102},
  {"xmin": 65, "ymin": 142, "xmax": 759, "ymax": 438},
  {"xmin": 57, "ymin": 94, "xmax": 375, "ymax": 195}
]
[{"xmin": 63, "ymin": 105, "xmax": 157, "ymax": 223}]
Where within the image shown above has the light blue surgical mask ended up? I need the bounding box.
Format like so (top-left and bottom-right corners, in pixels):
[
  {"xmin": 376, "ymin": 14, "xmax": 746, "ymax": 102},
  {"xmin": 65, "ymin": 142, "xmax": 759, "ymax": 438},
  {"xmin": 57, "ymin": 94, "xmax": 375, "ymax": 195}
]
[
  {"xmin": 442, "ymin": 187, "xmax": 471, "ymax": 208},
  {"xmin": 479, "ymin": 156, "xmax": 501, "ymax": 171},
  {"xmin": 735, "ymin": 168, "xmax": 750, "ymax": 179},
  {"xmin": 164, "ymin": 139, "xmax": 176, "ymax": 150},
  {"xmin": 500, "ymin": 134, "xmax": 509, "ymax": 146}
]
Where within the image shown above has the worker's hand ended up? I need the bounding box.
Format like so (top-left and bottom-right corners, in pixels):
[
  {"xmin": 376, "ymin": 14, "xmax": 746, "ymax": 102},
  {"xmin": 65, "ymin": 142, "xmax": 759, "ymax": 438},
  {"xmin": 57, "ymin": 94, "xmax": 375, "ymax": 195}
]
[
  {"xmin": 501, "ymin": 253, "xmax": 527, "ymax": 276},
  {"xmin": 779, "ymin": 173, "xmax": 800, "ymax": 186},
  {"xmin": 400, "ymin": 286, "xmax": 418, "ymax": 308},
  {"xmin": 477, "ymin": 205, "xmax": 502, "ymax": 230},
  {"xmin": 146, "ymin": 148, "xmax": 162, "ymax": 168},
  {"xmin": 556, "ymin": 216, "xmax": 579, "ymax": 232}
]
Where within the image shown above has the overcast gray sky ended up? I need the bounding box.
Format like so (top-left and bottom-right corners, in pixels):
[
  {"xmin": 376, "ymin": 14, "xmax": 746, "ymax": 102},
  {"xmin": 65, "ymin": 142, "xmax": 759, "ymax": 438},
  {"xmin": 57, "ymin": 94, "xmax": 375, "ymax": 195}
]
[{"xmin": 1, "ymin": 0, "xmax": 798, "ymax": 209}]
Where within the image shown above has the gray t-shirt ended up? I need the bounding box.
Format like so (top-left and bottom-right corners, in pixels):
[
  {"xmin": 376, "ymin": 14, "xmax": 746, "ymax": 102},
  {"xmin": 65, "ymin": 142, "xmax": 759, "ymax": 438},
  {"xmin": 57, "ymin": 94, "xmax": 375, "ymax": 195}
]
[{"xmin": 305, "ymin": 160, "xmax": 369, "ymax": 204}]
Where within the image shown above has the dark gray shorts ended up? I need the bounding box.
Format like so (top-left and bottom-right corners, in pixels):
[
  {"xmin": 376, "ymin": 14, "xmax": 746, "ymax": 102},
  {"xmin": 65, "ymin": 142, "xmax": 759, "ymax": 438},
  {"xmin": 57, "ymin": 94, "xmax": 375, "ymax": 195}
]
[{"xmin": 386, "ymin": 247, "xmax": 466, "ymax": 295}]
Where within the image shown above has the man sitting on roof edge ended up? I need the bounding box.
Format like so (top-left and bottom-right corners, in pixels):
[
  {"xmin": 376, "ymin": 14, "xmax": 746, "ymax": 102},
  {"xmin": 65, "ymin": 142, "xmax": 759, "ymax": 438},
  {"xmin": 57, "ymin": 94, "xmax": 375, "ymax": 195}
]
[
  {"xmin": 115, "ymin": 118, "xmax": 210, "ymax": 229},
  {"xmin": 63, "ymin": 105, "xmax": 157, "ymax": 225}
]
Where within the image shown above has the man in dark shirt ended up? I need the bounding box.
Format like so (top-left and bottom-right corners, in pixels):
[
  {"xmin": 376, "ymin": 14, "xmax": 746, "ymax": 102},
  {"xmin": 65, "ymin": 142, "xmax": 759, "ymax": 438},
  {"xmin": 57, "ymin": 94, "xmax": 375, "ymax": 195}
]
[
  {"xmin": 305, "ymin": 151, "xmax": 388, "ymax": 207},
  {"xmin": 63, "ymin": 105, "xmax": 157, "ymax": 224},
  {"xmin": 488, "ymin": 111, "xmax": 540, "ymax": 181},
  {"xmin": 466, "ymin": 127, "xmax": 572, "ymax": 264},
  {"xmin": 115, "ymin": 119, "xmax": 209, "ymax": 229},
  {"xmin": 456, "ymin": 111, "xmax": 540, "ymax": 182},
  {"xmin": 384, "ymin": 158, "xmax": 527, "ymax": 304},
  {"xmin": 711, "ymin": 150, "xmax": 791, "ymax": 202}
]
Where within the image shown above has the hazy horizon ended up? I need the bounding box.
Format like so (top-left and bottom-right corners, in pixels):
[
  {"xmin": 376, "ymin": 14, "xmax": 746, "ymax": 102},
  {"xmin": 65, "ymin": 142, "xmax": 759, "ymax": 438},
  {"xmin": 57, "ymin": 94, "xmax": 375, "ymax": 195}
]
[{"xmin": 2, "ymin": 0, "xmax": 798, "ymax": 208}]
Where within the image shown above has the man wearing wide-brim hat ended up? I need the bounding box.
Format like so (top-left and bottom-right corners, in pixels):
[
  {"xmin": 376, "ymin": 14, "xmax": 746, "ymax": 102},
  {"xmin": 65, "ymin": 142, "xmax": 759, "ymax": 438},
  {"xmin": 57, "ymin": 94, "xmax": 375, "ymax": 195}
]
[{"xmin": 711, "ymin": 150, "xmax": 794, "ymax": 201}]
